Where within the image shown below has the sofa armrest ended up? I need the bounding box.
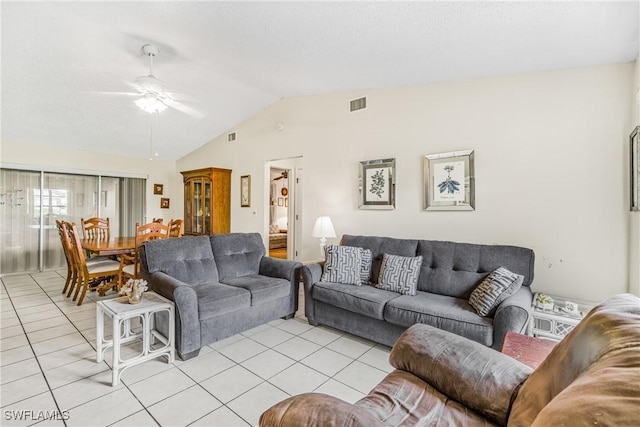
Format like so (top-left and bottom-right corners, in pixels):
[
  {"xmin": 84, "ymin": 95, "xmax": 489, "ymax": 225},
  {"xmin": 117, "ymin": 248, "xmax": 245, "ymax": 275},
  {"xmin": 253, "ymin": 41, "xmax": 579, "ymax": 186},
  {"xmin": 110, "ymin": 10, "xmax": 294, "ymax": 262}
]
[
  {"xmin": 259, "ymin": 393, "xmax": 384, "ymax": 427},
  {"xmin": 390, "ymin": 323, "xmax": 531, "ymax": 426},
  {"xmin": 259, "ymin": 257, "xmax": 301, "ymax": 282},
  {"xmin": 146, "ymin": 271, "xmax": 201, "ymax": 355},
  {"xmin": 492, "ymin": 286, "xmax": 533, "ymax": 350},
  {"xmin": 302, "ymin": 263, "xmax": 323, "ymax": 323}
]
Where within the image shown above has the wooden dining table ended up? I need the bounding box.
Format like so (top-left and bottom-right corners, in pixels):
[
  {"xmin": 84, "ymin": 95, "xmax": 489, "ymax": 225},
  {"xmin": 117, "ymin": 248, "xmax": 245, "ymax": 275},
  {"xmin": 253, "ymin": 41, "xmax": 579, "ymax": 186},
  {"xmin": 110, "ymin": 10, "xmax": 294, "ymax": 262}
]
[
  {"xmin": 80, "ymin": 237, "xmax": 136, "ymax": 257},
  {"xmin": 80, "ymin": 237, "xmax": 136, "ymax": 295}
]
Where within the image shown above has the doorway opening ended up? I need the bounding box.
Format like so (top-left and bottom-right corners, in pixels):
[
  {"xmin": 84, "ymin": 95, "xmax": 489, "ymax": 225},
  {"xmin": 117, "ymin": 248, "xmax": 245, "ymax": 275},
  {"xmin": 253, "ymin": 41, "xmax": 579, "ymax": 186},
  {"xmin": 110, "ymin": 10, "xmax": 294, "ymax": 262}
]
[{"xmin": 267, "ymin": 157, "xmax": 302, "ymax": 260}]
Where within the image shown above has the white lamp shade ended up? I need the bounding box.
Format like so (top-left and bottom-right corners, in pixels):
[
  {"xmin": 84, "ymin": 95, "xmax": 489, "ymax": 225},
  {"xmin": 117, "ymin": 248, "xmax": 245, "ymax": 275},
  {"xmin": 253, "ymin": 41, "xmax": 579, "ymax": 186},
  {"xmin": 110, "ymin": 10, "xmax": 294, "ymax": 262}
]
[{"xmin": 312, "ymin": 216, "xmax": 336, "ymax": 239}]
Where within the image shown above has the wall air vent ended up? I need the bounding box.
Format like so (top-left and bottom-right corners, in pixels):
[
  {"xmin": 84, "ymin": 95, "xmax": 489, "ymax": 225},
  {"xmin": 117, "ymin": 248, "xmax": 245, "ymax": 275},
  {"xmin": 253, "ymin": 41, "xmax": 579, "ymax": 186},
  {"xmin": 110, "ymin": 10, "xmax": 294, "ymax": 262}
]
[
  {"xmin": 228, "ymin": 132, "xmax": 236, "ymax": 142},
  {"xmin": 350, "ymin": 97, "xmax": 367, "ymax": 112}
]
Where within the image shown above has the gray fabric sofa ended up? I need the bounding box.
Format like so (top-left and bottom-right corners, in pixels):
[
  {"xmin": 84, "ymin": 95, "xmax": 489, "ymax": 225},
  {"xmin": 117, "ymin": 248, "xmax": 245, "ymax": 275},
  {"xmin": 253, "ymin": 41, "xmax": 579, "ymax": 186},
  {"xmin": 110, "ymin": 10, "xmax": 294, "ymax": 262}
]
[
  {"xmin": 140, "ymin": 233, "xmax": 302, "ymax": 360},
  {"xmin": 303, "ymin": 235, "xmax": 535, "ymax": 350}
]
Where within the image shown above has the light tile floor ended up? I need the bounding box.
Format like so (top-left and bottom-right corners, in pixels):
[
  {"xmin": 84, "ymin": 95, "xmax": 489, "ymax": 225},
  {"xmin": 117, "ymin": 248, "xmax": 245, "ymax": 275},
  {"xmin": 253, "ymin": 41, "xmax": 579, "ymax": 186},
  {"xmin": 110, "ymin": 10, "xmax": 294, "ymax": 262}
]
[{"xmin": 0, "ymin": 271, "xmax": 392, "ymax": 426}]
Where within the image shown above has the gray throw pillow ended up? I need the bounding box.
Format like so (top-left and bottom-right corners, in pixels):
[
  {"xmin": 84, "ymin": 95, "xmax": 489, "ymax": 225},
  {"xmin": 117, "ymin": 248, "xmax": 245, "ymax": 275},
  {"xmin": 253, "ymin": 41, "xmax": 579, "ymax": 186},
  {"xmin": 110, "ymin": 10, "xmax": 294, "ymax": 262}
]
[
  {"xmin": 321, "ymin": 245, "xmax": 363, "ymax": 286},
  {"xmin": 376, "ymin": 254, "xmax": 423, "ymax": 296},
  {"xmin": 469, "ymin": 266, "xmax": 524, "ymax": 317}
]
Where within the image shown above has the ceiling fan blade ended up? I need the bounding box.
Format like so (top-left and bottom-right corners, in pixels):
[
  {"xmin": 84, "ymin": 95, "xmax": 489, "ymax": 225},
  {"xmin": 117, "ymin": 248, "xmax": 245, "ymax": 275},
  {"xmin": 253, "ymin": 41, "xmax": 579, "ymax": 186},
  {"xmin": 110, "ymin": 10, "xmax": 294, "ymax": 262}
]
[
  {"xmin": 169, "ymin": 100, "xmax": 206, "ymax": 119},
  {"xmin": 87, "ymin": 91, "xmax": 141, "ymax": 97}
]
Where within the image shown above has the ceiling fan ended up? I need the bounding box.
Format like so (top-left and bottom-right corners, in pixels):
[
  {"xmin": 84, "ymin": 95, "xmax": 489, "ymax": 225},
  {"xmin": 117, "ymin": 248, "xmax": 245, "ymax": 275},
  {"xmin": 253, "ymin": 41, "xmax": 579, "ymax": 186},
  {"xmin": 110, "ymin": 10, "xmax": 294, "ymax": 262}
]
[
  {"xmin": 273, "ymin": 171, "xmax": 288, "ymax": 181},
  {"xmin": 96, "ymin": 44, "xmax": 205, "ymax": 119}
]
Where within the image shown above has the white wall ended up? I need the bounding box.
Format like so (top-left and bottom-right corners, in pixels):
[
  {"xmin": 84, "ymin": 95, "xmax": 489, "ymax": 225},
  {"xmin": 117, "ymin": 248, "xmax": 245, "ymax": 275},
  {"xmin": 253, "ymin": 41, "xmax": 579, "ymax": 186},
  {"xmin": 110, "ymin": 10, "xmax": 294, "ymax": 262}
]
[
  {"xmin": 178, "ymin": 63, "xmax": 634, "ymax": 303},
  {"xmin": 630, "ymin": 56, "xmax": 640, "ymax": 296},
  {"xmin": 0, "ymin": 141, "xmax": 181, "ymax": 226}
]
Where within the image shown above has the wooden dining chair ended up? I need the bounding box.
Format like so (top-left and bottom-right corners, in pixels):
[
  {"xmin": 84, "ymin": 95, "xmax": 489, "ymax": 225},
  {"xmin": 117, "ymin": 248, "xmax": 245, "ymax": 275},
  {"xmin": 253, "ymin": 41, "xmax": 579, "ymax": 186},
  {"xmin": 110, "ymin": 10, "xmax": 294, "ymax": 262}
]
[
  {"xmin": 81, "ymin": 217, "xmax": 110, "ymax": 239},
  {"xmin": 64, "ymin": 221, "xmax": 121, "ymax": 305},
  {"xmin": 118, "ymin": 221, "xmax": 170, "ymax": 287},
  {"xmin": 168, "ymin": 219, "xmax": 183, "ymax": 237},
  {"xmin": 56, "ymin": 220, "xmax": 77, "ymax": 295}
]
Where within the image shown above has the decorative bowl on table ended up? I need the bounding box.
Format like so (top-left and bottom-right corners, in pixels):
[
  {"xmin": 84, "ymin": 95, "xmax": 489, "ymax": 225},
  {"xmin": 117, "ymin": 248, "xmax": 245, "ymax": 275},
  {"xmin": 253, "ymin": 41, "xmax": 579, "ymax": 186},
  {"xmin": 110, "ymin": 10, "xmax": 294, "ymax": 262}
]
[{"xmin": 119, "ymin": 279, "xmax": 148, "ymax": 304}]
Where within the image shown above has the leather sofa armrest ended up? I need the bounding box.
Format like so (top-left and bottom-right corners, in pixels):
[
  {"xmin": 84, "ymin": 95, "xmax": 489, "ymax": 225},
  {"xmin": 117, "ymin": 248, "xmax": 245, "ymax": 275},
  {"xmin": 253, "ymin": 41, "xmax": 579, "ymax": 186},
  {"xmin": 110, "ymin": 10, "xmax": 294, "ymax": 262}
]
[
  {"xmin": 492, "ymin": 286, "xmax": 533, "ymax": 350},
  {"xmin": 259, "ymin": 257, "xmax": 301, "ymax": 281},
  {"xmin": 390, "ymin": 323, "xmax": 532, "ymax": 426},
  {"xmin": 146, "ymin": 271, "xmax": 201, "ymax": 355},
  {"xmin": 259, "ymin": 393, "xmax": 384, "ymax": 427}
]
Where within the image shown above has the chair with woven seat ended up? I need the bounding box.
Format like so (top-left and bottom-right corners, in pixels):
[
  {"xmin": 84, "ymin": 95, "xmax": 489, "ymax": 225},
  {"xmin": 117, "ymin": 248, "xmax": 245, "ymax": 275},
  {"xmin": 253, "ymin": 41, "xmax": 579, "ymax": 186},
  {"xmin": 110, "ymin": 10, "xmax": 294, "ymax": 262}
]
[
  {"xmin": 118, "ymin": 221, "xmax": 170, "ymax": 288},
  {"xmin": 63, "ymin": 221, "xmax": 121, "ymax": 305},
  {"xmin": 168, "ymin": 219, "xmax": 183, "ymax": 237}
]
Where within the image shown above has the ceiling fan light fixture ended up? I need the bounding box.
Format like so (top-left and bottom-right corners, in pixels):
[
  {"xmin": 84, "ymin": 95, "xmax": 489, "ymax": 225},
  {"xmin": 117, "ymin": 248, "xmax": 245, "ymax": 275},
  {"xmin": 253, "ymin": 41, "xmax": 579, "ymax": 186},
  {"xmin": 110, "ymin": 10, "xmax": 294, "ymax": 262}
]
[{"xmin": 135, "ymin": 95, "xmax": 168, "ymax": 114}]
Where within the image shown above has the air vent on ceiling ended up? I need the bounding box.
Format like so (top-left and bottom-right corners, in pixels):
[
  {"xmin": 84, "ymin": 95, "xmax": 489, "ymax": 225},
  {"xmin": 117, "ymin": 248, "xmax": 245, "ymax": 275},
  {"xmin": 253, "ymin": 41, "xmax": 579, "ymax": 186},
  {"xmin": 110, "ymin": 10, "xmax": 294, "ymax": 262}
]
[
  {"xmin": 228, "ymin": 132, "xmax": 236, "ymax": 142},
  {"xmin": 350, "ymin": 97, "xmax": 367, "ymax": 112}
]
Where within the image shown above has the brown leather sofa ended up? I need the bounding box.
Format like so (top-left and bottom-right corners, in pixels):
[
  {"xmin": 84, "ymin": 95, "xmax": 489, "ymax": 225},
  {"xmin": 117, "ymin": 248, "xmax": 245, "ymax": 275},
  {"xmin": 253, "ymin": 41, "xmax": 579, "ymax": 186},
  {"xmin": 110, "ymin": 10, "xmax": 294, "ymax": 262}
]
[{"xmin": 260, "ymin": 293, "xmax": 640, "ymax": 426}]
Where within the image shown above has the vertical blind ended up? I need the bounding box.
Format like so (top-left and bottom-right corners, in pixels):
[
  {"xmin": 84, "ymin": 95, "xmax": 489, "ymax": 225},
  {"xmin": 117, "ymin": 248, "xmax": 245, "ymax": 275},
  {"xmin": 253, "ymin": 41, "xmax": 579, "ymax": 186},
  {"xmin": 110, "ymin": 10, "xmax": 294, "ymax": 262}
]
[{"xmin": 0, "ymin": 168, "xmax": 146, "ymax": 275}]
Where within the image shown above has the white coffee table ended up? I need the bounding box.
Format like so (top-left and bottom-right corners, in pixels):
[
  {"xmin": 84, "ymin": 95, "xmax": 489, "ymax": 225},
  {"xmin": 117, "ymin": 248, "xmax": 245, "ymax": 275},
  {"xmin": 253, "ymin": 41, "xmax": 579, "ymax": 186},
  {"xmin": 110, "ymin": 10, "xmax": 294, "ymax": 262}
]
[{"xmin": 96, "ymin": 291, "xmax": 175, "ymax": 386}]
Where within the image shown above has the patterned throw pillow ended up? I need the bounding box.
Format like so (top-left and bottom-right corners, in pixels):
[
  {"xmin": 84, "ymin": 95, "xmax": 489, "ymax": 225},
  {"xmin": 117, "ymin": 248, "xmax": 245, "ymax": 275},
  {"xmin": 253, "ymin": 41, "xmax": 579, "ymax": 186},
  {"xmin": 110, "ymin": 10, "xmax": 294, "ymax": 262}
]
[
  {"xmin": 376, "ymin": 254, "xmax": 423, "ymax": 296},
  {"xmin": 321, "ymin": 245, "xmax": 363, "ymax": 286},
  {"xmin": 269, "ymin": 223, "xmax": 280, "ymax": 234},
  {"xmin": 359, "ymin": 249, "xmax": 372, "ymax": 285},
  {"xmin": 469, "ymin": 267, "xmax": 525, "ymax": 317}
]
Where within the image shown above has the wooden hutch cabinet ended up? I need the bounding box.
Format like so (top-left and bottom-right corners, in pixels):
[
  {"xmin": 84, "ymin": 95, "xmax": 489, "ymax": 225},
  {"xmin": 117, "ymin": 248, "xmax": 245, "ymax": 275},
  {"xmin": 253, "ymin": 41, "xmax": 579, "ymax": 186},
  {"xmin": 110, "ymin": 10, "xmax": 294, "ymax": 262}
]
[{"xmin": 181, "ymin": 167, "xmax": 232, "ymax": 235}]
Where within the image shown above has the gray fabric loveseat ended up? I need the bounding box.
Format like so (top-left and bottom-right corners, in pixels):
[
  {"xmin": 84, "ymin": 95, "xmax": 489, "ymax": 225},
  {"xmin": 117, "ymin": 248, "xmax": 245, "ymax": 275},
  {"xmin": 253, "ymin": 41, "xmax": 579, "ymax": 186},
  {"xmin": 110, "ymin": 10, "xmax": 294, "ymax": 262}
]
[
  {"xmin": 140, "ymin": 233, "xmax": 302, "ymax": 360},
  {"xmin": 303, "ymin": 235, "xmax": 535, "ymax": 350}
]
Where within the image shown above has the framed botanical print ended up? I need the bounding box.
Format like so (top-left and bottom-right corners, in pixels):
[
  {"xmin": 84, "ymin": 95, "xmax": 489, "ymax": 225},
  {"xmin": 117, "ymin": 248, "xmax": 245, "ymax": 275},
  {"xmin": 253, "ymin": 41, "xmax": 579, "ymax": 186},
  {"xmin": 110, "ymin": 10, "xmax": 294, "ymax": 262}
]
[
  {"xmin": 424, "ymin": 150, "xmax": 475, "ymax": 211},
  {"xmin": 359, "ymin": 158, "xmax": 395, "ymax": 210},
  {"xmin": 240, "ymin": 175, "xmax": 251, "ymax": 207}
]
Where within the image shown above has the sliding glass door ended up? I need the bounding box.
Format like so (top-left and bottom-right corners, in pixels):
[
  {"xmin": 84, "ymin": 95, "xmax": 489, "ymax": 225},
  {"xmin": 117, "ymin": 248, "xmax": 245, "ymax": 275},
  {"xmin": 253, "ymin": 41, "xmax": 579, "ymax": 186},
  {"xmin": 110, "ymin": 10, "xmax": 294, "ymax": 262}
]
[{"xmin": 0, "ymin": 168, "xmax": 145, "ymax": 275}]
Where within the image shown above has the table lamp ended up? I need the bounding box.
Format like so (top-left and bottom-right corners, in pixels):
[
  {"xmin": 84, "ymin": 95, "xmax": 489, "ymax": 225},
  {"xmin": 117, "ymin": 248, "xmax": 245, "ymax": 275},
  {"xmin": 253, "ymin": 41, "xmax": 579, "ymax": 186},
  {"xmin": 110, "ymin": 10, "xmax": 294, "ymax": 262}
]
[{"xmin": 312, "ymin": 216, "xmax": 336, "ymax": 259}]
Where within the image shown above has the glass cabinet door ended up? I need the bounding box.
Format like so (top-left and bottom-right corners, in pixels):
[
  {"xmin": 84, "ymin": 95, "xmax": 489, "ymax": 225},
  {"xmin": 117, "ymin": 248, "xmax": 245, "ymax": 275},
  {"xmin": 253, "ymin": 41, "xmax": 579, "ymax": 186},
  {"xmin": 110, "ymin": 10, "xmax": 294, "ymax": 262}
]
[
  {"xmin": 184, "ymin": 181, "xmax": 192, "ymax": 234},
  {"xmin": 204, "ymin": 181, "xmax": 212, "ymax": 235}
]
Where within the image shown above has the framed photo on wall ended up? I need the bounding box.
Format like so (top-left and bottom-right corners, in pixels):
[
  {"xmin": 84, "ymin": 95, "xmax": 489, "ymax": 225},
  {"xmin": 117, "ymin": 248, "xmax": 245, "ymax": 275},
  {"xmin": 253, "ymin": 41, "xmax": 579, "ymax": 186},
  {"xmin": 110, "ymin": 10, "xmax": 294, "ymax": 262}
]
[
  {"xmin": 631, "ymin": 126, "xmax": 639, "ymax": 211},
  {"xmin": 160, "ymin": 198, "xmax": 170, "ymax": 209},
  {"xmin": 424, "ymin": 150, "xmax": 475, "ymax": 211},
  {"xmin": 359, "ymin": 158, "xmax": 396, "ymax": 210},
  {"xmin": 154, "ymin": 184, "xmax": 164, "ymax": 195},
  {"xmin": 240, "ymin": 175, "xmax": 251, "ymax": 207}
]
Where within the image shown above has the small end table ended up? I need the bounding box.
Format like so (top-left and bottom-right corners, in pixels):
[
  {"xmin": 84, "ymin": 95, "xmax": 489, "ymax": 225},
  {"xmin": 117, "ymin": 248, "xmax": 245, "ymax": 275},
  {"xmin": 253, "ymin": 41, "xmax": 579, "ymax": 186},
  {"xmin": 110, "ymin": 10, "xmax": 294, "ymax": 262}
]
[
  {"xmin": 501, "ymin": 331, "xmax": 557, "ymax": 369},
  {"xmin": 530, "ymin": 293, "xmax": 595, "ymax": 341},
  {"xmin": 96, "ymin": 291, "xmax": 175, "ymax": 386}
]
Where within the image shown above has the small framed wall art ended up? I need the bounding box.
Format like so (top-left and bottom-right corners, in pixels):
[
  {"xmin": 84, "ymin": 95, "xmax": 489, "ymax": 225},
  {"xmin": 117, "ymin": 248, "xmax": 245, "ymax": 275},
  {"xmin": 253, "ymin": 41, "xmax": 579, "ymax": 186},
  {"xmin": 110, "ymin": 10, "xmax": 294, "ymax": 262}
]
[
  {"xmin": 240, "ymin": 175, "xmax": 251, "ymax": 207},
  {"xmin": 160, "ymin": 198, "xmax": 170, "ymax": 209},
  {"xmin": 631, "ymin": 126, "xmax": 639, "ymax": 211},
  {"xmin": 154, "ymin": 184, "xmax": 164, "ymax": 195},
  {"xmin": 359, "ymin": 158, "xmax": 396, "ymax": 210},
  {"xmin": 424, "ymin": 150, "xmax": 475, "ymax": 211}
]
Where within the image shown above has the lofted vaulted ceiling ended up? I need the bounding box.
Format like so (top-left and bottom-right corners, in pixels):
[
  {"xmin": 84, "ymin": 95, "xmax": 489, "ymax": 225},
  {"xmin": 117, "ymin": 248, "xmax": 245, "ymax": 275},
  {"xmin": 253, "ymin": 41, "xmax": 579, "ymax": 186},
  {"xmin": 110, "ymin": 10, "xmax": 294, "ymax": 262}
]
[{"xmin": 2, "ymin": 1, "xmax": 638, "ymax": 161}]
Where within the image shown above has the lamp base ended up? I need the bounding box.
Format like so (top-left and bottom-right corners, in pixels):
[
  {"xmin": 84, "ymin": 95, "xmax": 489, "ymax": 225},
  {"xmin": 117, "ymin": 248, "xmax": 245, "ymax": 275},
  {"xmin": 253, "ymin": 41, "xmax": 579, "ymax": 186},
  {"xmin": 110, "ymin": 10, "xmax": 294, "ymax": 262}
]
[{"xmin": 319, "ymin": 237, "xmax": 327, "ymax": 259}]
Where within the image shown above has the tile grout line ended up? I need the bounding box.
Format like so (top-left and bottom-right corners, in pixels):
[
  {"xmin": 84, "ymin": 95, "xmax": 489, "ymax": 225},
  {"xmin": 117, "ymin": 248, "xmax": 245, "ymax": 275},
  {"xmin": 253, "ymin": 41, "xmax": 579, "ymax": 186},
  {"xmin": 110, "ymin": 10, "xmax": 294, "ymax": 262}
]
[{"xmin": 1, "ymin": 275, "xmax": 69, "ymax": 427}]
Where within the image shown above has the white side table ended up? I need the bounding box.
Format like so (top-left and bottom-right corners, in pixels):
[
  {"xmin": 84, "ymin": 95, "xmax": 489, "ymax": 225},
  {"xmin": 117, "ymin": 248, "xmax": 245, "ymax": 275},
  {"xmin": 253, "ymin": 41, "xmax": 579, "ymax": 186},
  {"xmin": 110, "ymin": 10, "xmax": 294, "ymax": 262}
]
[
  {"xmin": 96, "ymin": 291, "xmax": 175, "ymax": 386},
  {"xmin": 530, "ymin": 293, "xmax": 594, "ymax": 341}
]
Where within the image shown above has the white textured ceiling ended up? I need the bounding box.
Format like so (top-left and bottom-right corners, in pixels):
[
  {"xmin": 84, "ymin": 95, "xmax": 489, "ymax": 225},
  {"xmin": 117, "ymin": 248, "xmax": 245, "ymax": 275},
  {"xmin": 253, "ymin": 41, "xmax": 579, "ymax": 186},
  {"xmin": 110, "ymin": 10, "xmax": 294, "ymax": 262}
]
[{"xmin": 2, "ymin": 1, "xmax": 638, "ymax": 161}]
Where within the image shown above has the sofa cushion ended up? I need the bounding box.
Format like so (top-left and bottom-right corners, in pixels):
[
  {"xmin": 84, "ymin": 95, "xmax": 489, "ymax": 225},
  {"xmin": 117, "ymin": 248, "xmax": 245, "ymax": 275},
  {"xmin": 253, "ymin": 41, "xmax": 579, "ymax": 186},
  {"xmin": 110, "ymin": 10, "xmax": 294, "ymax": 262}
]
[
  {"xmin": 223, "ymin": 274, "xmax": 291, "ymax": 305},
  {"xmin": 141, "ymin": 236, "xmax": 218, "ymax": 284},
  {"xmin": 313, "ymin": 282, "xmax": 399, "ymax": 320},
  {"xmin": 384, "ymin": 292, "xmax": 494, "ymax": 346},
  {"xmin": 376, "ymin": 254, "xmax": 423, "ymax": 296},
  {"xmin": 194, "ymin": 282, "xmax": 251, "ymax": 321},
  {"xmin": 210, "ymin": 233, "xmax": 265, "ymax": 281},
  {"xmin": 416, "ymin": 240, "xmax": 535, "ymax": 298},
  {"xmin": 321, "ymin": 245, "xmax": 363, "ymax": 286},
  {"xmin": 469, "ymin": 267, "xmax": 524, "ymax": 316}
]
